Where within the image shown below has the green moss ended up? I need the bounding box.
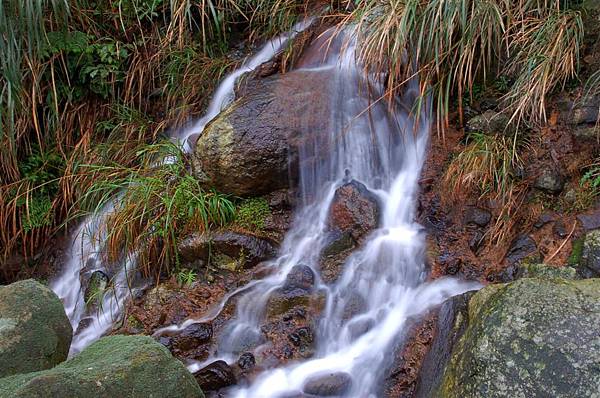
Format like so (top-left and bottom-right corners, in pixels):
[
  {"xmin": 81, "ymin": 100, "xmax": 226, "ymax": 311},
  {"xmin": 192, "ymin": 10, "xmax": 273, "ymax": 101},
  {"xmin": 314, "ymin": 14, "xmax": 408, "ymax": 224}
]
[
  {"xmin": 235, "ymin": 197, "xmax": 271, "ymax": 231},
  {"xmin": 569, "ymin": 238, "xmax": 584, "ymax": 265},
  {"xmin": 0, "ymin": 335, "xmax": 203, "ymax": 398}
]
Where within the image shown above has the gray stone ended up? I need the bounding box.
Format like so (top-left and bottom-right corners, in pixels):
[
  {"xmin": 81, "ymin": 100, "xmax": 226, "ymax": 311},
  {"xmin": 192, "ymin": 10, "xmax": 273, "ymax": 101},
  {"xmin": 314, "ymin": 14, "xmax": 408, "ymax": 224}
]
[
  {"xmin": 303, "ymin": 372, "xmax": 352, "ymax": 396},
  {"xmin": 438, "ymin": 278, "xmax": 600, "ymax": 397},
  {"xmin": 578, "ymin": 211, "xmax": 600, "ymax": 231},
  {"xmin": 178, "ymin": 230, "xmax": 277, "ymax": 270},
  {"xmin": 328, "ymin": 180, "xmax": 381, "ymax": 244},
  {"xmin": 581, "ymin": 229, "xmax": 600, "ymax": 276},
  {"xmin": 193, "ymin": 360, "xmax": 236, "ymax": 391},
  {"xmin": 533, "ymin": 169, "xmax": 564, "ymax": 194},
  {"xmin": 415, "ymin": 291, "xmax": 475, "ymax": 398},
  {"xmin": 505, "ymin": 234, "xmax": 539, "ymax": 265},
  {"xmin": 0, "ymin": 280, "xmax": 72, "ymax": 378},
  {"xmin": 0, "ymin": 335, "xmax": 203, "ymax": 397},
  {"xmin": 465, "ymin": 111, "xmax": 514, "ymax": 135},
  {"xmin": 464, "ymin": 207, "xmax": 492, "ymax": 227},
  {"xmin": 193, "ymin": 70, "xmax": 332, "ymax": 196},
  {"xmin": 516, "ymin": 263, "xmax": 578, "ymax": 280}
]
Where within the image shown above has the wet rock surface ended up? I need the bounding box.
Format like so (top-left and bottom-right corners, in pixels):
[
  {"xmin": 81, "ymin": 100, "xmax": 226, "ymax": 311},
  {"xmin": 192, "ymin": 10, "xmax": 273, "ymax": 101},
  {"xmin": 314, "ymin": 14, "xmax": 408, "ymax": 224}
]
[
  {"xmin": 163, "ymin": 322, "xmax": 213, "ymax": 352},
  {"xmin": 415, "ymin": 291, "xmax": 475, "ymax": 398},
  {"xmin": 193, "ymin": 70, "xmax": 332, "ymax": 196},
  {"xmin": 505, "ymin": 234, "xmax": 539, "ymax": 264},
  {"xmin": 83, "ymin": 270, "xmax": 109, "ymax": 306},
  {"xmin": 0, "ymin": 279, "xmax": 72, "ymax": 378},
  {"xmin": 580, "ymin": 229, "xmax": 600, "ymax": 276},
  {"xmin": 194, "ymin": 360, "xmax": 236, "ymax": 391},
  {"xmin": 178, "ymin": 230, "xmax": 277, "ymax": 270},
  {"xmin": 303, "ymin": 372, "xmax": 352, "ymax": 396},
  {"xmin": 327, "ymin": 180, "xmax": 381, "ymax": 244},
  {"xmin": 463, "ymin": 207, "xmax": 491, "ymax": 227},
  {"xmin": 533, "ymin": 168, "xmax": 565, "ymax": 194},
  {"xmin": 465, "ymin": 111, "xmax": 513, "ymax": 135},
  {"xmin": 438, "ymin": 278, "xmax": 600, "ymax": 397}
]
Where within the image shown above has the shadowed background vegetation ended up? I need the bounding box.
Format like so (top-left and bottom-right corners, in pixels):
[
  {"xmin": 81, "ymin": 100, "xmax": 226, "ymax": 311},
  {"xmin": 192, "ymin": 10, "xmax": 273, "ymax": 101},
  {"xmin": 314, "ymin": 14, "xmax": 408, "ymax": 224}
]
[
  {"xmin": 1, "ymin": 0, "xmax": 598, "ymax": 279},
  {"xmin": 0, "ymin": 0, "xmax": 321, "ymax": 280}
]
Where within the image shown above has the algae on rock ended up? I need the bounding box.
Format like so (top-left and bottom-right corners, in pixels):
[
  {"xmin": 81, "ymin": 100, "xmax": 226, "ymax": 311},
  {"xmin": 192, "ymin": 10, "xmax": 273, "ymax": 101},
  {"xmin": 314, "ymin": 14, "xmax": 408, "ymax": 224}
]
[
  {"xmin": 438, "ymin": 278, "xmax": 600, "ymax": 397},
  {"xmin": 0, "ymin": 335, "xmax": 204, "ymax": 398}
]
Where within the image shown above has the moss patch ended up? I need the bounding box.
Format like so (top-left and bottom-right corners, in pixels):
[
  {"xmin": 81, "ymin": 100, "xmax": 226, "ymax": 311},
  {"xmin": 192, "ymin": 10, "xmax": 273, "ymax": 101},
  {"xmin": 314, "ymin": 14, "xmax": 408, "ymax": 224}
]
[{"xmin": 235, "ymin": 197, "xmax": 271, "ymax": 231}]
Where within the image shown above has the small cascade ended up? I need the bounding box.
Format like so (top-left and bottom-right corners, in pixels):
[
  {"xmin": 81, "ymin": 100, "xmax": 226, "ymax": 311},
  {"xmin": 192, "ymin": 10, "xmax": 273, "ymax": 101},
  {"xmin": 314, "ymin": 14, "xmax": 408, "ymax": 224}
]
[
  {"xmin": 157, "ymin": 28, "xmax": 480, "ymax": 397},
  {"xmin": 50, "ymin": 20, "xmax": 312, "ymax": 355}
]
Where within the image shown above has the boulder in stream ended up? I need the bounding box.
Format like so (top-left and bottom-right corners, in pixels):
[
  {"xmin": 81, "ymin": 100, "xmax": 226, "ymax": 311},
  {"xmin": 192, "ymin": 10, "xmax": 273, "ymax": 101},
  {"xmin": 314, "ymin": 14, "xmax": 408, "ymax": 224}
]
[
  {"xmin": 0, "ymin": 279, "xmax": 72, "ymax": 378},
  {"xmin": 193, "ymin": 70, "xmax": 332, "ymax": 197},
  {"xmin": 0, "ymin": 335, "xmax": 203, "ymax": 397},
  {"xmin": 437, "ymin": 278, "xmax": 600, "ymax": 397},
  {"xmin": 327, "ymin": 180, "xmax": 381, "ymax": 245},
  {"xmin": 193, "ymin": 360, "xmax": 236, "ymax": 391}
]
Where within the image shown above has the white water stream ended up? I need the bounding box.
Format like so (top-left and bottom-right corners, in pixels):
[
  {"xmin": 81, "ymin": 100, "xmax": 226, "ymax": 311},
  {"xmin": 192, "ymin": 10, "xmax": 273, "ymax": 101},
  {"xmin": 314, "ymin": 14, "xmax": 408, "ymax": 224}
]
[
  {"xmin": 51, "ymin": 20, "xmax": 312, "ymax": 356},
  {"xmin": 51, "ymin": 19, "xmax": 478, "ymax": 396},
  {"xmin": 157, "ymin": 28, "xmax": 479, "ymax": 397}
]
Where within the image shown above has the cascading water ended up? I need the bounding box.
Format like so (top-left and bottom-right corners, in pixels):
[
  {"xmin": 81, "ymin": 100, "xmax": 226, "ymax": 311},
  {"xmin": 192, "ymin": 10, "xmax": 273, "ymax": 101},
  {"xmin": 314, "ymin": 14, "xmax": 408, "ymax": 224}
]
[
  {"xmin": 50, "ymin": 20, "xmax": 312, "ymax": 355},
  {"xmin": 157, "ymin": 27, "xmax": 480, "ymax": 397}
]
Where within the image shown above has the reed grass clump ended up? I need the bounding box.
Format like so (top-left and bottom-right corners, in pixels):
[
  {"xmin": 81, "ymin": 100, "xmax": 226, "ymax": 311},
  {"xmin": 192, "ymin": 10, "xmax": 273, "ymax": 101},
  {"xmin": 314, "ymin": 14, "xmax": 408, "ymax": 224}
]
[
  {"xmin": 348, "ymin": 0, "xmax": 584, "ymax": 130},
  {"xmin": 77, "ymin": 142, "xmax": 236, "ymax": 278},
  {"xmin": 0, "ymin": 0, "xmax": 329, "ymax": 273}
]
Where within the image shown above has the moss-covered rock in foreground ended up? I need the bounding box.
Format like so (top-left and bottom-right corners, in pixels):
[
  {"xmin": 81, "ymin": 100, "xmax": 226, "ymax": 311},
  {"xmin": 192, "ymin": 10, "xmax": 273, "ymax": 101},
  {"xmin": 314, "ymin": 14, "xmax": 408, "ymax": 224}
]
[
  {"xmin": 0, "ymin": 279, "xmax": 72, "ymax": 378},
  {"xmin": 438, "ymin": 278, "xmax": 600, "ymax": 397},
  {"xmin": 0, "ymin": 335, "xmax": 204, "ymax": 398}
]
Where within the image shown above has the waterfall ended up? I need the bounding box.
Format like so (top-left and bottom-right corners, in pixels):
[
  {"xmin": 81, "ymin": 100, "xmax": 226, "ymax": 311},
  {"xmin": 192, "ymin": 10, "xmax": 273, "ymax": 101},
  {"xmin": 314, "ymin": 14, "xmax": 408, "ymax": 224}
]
[
  {"xmin": 50, "ymin": 20, "xmax": 312, "ymax": 355},
  {"xmin": 51, "ymin": 18, "xmax": 479, "ymax": 395},
  {"xmin": 157, "ymin": 28, "xmax": 480, "ymax": 397}
]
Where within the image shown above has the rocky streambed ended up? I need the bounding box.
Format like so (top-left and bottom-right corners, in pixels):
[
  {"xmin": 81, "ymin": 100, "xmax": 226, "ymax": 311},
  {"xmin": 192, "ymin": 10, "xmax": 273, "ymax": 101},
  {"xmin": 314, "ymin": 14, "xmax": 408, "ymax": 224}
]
[{"xmin": 5, "ymin": 6, "xmax": 600, "ymax": 397}]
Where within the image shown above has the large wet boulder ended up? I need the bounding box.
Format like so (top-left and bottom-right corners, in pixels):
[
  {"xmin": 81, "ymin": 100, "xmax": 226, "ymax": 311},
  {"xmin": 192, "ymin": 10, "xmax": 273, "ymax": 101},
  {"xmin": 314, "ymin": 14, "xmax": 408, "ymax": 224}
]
[
  {"xmin": 193, "ymin": 70, "xmax": 331, "ymax": 197},
  {"xmin": 438, "ymin": 278, "xmax": 600, "ymax": 397},
  {"xmin": 0, "ymin": 335, "xmax": 203, "ymax": 397},
  {"xmin": 415, "ymin": 291, "xmax": 475, "ymax": 398},
  {"xmin": 0, "ymin": 279, "xmax": 72, "ymax": 378},
  {"xmin": 178, "ymin": 230, "xmax": 277, "ymax": 271}
]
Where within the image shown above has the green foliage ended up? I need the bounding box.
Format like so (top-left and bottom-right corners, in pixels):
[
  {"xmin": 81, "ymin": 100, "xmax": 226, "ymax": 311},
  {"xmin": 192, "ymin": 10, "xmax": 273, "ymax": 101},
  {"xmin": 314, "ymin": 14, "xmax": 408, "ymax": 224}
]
[
  {"xmin": 235, "ymin": 197, "xmax": 271, "ymax": 231},
  {"xmin": 568, "ymin": 238, "xmax": 584, "ymax": 266},
  {"xmin": 350, "ymin": 0, "xmax": 584, "ymax": 129},
  {"xmin": 78, "ymin": 142, "xmax": 236, "ymax": 277},
  {"xmin": 581, "ymin": 161, "xmax": 600, "ymax": 195},
  {"xmin": 177, "ymin": 268, "xmax": 197, "ymax": 286}
]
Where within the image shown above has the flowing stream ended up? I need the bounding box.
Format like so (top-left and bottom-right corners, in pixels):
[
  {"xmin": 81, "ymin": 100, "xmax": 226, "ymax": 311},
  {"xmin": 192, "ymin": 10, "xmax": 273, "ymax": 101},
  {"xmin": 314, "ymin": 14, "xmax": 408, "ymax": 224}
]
[
  {"xmin": 159, "ymin": 27, "xmax": 479, "ymax": 397},
  {"xmin": 51, "ymin": 19, "xmax": 479, "ymax": 396},
  {"xmin": 51, "ymin": 20, "xmax": 311, "ymax": 356}
]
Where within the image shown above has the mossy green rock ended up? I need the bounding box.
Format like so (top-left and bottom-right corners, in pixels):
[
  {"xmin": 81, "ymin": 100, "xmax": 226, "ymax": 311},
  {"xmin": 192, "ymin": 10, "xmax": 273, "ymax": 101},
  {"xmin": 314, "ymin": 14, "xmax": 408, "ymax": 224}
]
[
  {"xmin": 0, "ymin": 335, "xmax": 204, "ymax": 398},
  {"xmin": 581, "ymin": 229, "xmax": 600, "ymax": 276},
  {"xmin": 438, "ymin": 278, "xmax": 600, "ymax": 397},
  {"xmin": 0, "ymin": 279, "xmax": 72, "ymax": 378},
  {"xmin": 518, "ymin": 263, "xmax": 578, "ymax": 280}
]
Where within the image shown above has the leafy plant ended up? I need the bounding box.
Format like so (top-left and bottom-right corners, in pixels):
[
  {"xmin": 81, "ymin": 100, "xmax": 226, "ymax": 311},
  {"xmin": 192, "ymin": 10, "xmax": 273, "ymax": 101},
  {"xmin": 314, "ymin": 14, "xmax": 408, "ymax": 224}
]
[
  {"xmin": 177, "ymin": 268, "xmax": 197, "ymax": 286},
  {"xmin": 77, "ymin": 142, "xmax": 236, "ymax": 278},
  {"xmin": 235, "ymin": 197, "xmax": 271, "ymax": 231}
]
